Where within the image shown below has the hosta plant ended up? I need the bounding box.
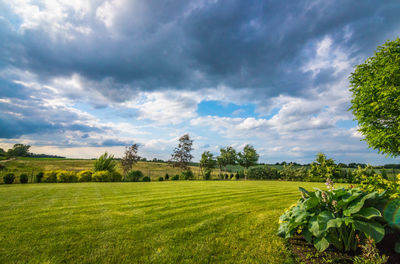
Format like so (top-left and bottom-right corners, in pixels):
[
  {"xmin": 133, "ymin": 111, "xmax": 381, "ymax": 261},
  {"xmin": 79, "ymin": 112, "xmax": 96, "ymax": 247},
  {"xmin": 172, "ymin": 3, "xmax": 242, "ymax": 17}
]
[{"xmin": 278, "ymin": 181, "xmax": 387, "ymax": 252}]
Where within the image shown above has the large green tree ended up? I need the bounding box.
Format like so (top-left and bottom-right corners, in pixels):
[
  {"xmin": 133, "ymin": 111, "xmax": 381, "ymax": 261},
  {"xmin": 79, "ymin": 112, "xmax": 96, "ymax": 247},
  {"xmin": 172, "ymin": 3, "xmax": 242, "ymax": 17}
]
[
  {"xmin": 200, "ymin": 151, "xmax": 216, "ymax": 179},
  {"xmin": 217, "ymin": 146, "xmax": 237, "ymax": 176},
  {"xmin": 237, "ymin": 145, "xmax": 259, "ymax": 179},
  {"xmin": 170, "ymin": 134, "xmax": 194, "ymax": 171},
  {"xmin": 349, "ymin": 38, "xmax": 400, "ymax": 156},
  {"xmin": 7, "ymin": 144, "xmax": 31, "ymax": 157}
]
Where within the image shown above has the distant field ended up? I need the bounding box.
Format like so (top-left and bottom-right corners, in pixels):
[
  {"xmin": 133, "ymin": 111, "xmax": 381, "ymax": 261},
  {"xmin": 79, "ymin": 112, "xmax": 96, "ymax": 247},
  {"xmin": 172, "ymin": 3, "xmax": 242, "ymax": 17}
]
[
  {"xmin": 0, "ymin": 181, "xmax": 331, "ymax": 263},
  {"xmin": 0, "ymin": 158, "xmax": 224, "ymax": 182}
]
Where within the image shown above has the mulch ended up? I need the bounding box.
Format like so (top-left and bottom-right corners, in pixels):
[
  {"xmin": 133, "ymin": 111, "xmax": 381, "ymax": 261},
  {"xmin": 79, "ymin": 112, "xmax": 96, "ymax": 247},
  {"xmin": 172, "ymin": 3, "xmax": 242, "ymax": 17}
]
[{"xmin": 288, "ymin": 234, "xmax": 399, "ymax": 264}]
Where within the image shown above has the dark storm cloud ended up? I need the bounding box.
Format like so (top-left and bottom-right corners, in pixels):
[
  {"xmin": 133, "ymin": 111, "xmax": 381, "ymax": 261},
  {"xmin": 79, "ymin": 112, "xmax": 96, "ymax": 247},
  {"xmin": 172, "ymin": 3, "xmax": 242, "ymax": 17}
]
[
  {"xmin": 0, "ymin": 81, "xmax": 103, "ymax": 138},
  {"xmin": 0, "ymin": 0, "xmax": 399, "ymax": 103}
]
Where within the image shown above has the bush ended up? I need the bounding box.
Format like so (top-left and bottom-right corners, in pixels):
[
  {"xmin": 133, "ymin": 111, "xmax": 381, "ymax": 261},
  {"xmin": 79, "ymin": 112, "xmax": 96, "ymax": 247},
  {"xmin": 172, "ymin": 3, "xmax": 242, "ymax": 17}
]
[
  {"xmin": 35, "ymin": 172, "xmax": 44, "ymax": 183},
  {"xmin": 111, "ymin": 171, "xmax": 122, "ymax": 182},
  {"xmin": 165, "ymin": 173, "xmax": 169, "ymax": 180},
  {"xmin": 42, "ymin": 171, "xmax": 58, "ymax": 183},
  {"xmin": 93, "ymin": 152, "xmax": 117, "ymax": 172},
  {"xmin": 92, "ymin": 170, "xmax": 112, "ymax": 182},
  {"xmin": 19, "ymin": 173, "xmax": 28, "ymax": 184},
  {"xmin": 142, "ymin": 176, "xmax": 151, "ymax": 182},
  {"xmin": 171, "ymin": 175, "xmax": 179, "ymax": 181},
  {"xmin": 57, "ymin": 171, "xmax": 78, "ymax": 183},
  {"xmin": 77, "ymin": 170, "xmax": 92, "ymax": 182},
  {"xmin": 0, "ymin": 164, "xmax": 5, "ymax": 170},
  {"xmin": 125, "ymin": 170, "xmax": 143, "ymax": 182},
  {"xmin": 3, "ymin": 173, "xmax": 15, "ymax": 184},
  {"xmin": 181, "ymin": 169, "xmax": 194, "ymax": 180},
  {"xmin": 278, "ymin": 179, "xmax": 388, "ymax": 252},
  {"xmin": 158, "ymin": 176, "xmax": 164, "ymax": 181}
]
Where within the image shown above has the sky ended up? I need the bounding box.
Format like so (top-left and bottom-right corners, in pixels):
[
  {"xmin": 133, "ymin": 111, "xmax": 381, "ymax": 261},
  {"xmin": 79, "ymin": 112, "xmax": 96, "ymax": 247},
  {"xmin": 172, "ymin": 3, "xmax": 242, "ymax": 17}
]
[{"xmin": 0, "ymin": 0, "xmax": 399, "ymax": 165}]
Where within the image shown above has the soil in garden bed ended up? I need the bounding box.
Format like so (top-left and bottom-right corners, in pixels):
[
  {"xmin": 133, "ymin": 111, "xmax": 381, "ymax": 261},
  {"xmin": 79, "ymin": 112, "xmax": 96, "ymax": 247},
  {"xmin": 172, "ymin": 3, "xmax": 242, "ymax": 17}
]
[
  {"xmin": 377, "ymin": 233, "xmax": 400, "ymax": 264},
  {"xmin": 288, "ymin": 234, "xmax": 399, "ymax": 264}
]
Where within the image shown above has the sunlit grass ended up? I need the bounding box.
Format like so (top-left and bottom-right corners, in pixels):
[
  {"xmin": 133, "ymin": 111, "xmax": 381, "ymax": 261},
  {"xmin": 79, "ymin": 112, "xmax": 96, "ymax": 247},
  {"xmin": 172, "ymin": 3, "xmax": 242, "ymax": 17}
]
[{"xmin": 0, "ymin": 181, "xmax": 328, "ymax": 263}]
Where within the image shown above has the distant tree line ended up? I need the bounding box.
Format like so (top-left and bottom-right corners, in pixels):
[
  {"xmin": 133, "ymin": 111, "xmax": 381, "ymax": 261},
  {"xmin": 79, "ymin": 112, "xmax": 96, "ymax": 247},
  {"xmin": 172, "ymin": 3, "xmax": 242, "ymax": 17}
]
[{"xmin": 0, "ymin": 144, "xmax": 65, "ymax": 159}]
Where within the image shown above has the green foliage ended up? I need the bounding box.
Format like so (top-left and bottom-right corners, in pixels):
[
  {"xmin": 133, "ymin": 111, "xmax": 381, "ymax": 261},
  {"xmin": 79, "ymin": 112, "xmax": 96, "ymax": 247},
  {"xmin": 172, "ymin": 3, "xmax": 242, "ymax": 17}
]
[
  {"xmin": 93, "ymin": 152, "xmax": 117, "ymax": 172},
  {"xmin": 200, "ymin": 151, "xmax": 216, "ymax": 176},
  {"xmin": 165, "ymin": 173, "xmax": 169, "ymax": 180},
  {"xmin": 111, "ymin": 171, "xmax": 122, "ymax": 182},
  {"xmin": 247, "ymin": 166, "xmax": 280, "ymax": 180},
  {"xmin": 35, "ymin": 172, "xmax": 44, "ymax": 183},
  {"xmin": 280, "ymin": 164, "xmax": 309, "ymax": 181},
  {"xmin": 204, "ymin": 170, "xmax": 211, "ymax": 180},
  {"xmin": 170, "ymin": 134, "xmax": 194, "ymax": 170},
  {"xmin": 7, "ymin": 144, "xmax": 31, "ymax": 157},
  {"xmin": 92, "ymin": 170, "xmax": 112, "ymax": 182},
  {"xmin": 181, "ymin": 169, "xmax": 194, "ymax": 180},
  {"xmin": 56, "ymin": 171, "xmax": 78, "ymax": 183},
  {"xmin": 349, "ymin": 38, "xmax": 400, "ymax": 157},
  {"xmin": 308, "ymin": 153, "xmax": 339, "ymax": 181},
  {"xmin": 171, "ymin": 175, "xmax": 179, "ymax": 181},
  {"xmin": 125, "ymin": 170, "xmax": 143, "ymax": 182},
  {"xmin": 120, "ymin": 144, "xmax": 140, "ymax": 175},
  {"xmin": 19, "ymin": 173, "xmax": 28, "ymax": 184},
  {"xmin": 217, "ymin": 147, "xmax": 237, "ymax": 172},
  {"xmin": 237, "ymin": 145, "xmax": 259, "ymax": 173},
  {"xmin": 278, "ymin": 183, "xmax": 388, "ymax": 252},
  {"xmin": 353, "ymin": 166, "xmax": 400, "ymax": 199},
  {"xmin": 158, "ymin": 176, "xmax": 164, "ymax": 181},
  {"xmin": 77, "ymin": 170, "xmax": 92, "ymax": 182},
  {"xmin": 42, "ymin": 171, "xmax": 58, "ymax": 183},
  {"xmin": 3, "ymin": 173, "xmax": 15, "ymax": 184},
  {"xmin": 142, "ymin": 176, "xmax": 151, "ymax": 182}
]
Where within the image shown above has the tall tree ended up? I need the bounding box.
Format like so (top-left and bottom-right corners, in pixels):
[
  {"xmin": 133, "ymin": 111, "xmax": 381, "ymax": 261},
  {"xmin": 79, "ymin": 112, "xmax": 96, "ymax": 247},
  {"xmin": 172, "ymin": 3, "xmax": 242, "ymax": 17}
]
[
  {"xmin": 120, "ymin": 144, "xmax": 140, "ymax": 177},
  {"xmin": 200, "ymin": 151, "xmax": 216, "ymax": 179},
  {"xmin": 170, "ymin": 134, "xmax": 194, "ymax": 171},
  {"xmin": 349, "ymin": 38, "xmax": 400, "ymax": 157},
  {"xmin": 238, "ymin": 145, "xmax": 259, "ymax": 179},
  {"xmin": 217, "ymin": 146, "xmax": 237, "ymax": 176},
  {"xmin": 7, "ymin": 144, "xmax": 30, "ymax": 157},
  {"xmin": 308, "ymin": 153, "xmax": 338, "ymax": 180}
]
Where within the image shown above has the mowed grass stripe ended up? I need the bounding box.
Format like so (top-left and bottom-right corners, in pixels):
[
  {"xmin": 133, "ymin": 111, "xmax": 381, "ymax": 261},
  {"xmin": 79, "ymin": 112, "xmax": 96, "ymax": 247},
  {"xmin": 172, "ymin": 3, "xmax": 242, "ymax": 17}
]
[{"xmin": 0, "ymin": 181, "xmax": 327, "ymax": 263}]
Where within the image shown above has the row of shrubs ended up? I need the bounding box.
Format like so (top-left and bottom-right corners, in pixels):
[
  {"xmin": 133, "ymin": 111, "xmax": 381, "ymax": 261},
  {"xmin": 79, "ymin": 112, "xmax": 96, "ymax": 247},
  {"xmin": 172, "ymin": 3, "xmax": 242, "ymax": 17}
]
[
  {"xmin": 245, "ymin": 164, "xmax": 396, "ymax": 183},
  {"xmin": 1, "ymin": 169, "xmax": 197, "ymax": 184}
]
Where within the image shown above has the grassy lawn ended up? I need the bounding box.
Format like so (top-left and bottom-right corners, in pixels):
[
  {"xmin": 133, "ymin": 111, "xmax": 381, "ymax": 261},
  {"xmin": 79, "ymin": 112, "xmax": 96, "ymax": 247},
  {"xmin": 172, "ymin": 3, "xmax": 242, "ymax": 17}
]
[{"xmin": 0, "ymin": 181, "xmax": 328, "ymax": 263}]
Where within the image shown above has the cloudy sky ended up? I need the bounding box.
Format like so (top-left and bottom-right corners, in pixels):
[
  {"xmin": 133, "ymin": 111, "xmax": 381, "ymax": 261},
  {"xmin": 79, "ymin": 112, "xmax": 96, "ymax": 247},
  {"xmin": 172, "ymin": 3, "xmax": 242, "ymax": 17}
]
[{"xmin": 0, "ymin": 0, "xmax": 399, "ymax": 164}]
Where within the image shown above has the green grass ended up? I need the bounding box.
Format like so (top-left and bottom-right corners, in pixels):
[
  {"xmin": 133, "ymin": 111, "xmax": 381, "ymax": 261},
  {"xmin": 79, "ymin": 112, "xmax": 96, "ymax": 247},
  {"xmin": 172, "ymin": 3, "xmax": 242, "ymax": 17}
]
[{"xmin": 0, "ymin": 181, "xmax": 328, "ymax": 263}]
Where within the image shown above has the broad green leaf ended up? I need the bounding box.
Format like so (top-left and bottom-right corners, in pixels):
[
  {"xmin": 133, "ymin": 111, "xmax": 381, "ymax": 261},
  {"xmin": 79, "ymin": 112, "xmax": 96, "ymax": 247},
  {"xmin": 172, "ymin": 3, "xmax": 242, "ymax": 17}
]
[
  {"xmin": 354, "ymin": 207, "xmax": 381, "ymax": 219},
  {"xmin": 343, "ymin": 192, "xmax": 377, "ymax": 216},
  {"xmin": 317, "ymin": 211, "xmax": 334, "ymax": 231},
  {"xmin": 304, "ymin": 197, "xmax": 319, "ymax": 210},
  {"xmin": 314, "ymin": 236, "xmax": 330, "ymax": 252},
  {"xmin": 326, "ymin": 218, "xmax": 344, "ymax": 229},
  {"xmin": 277, "ymin": 222, "xmax": 289, "ymax": 237},
  {"xmin": 299, "ymin": 187, "xmax": 310, "ymax": 196},
  {"xmin": 302, "ymin": 228, "xmax": 312, "ymax": 243},
  {"xmin": 353, "ymin": 220, "xmax": 385, "ymax": 243}
]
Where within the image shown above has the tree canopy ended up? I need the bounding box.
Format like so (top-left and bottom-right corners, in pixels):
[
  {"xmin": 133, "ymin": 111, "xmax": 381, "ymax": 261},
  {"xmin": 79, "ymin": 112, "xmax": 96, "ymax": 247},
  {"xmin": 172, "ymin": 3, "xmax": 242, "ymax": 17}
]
[
  {"xmin": 238, "ymin": 144, "xmax": 259, "ymax": 170},
  {"xmin": 170, "ymin": 134, "xmax": 194, "ymax": 170},
  {"xmin": 120, "ymin": 144, "xmax": 140, "ymax": 175},
  {"xmin": 7, "ymin": 144, "xmax": 31, "ymax": 157},
  {"xmin": 349, "ymin": 38, "xmax": 400, "ymax": 157},
  {"xmin": 200, "ymin": 151, "xmax": 216, "ymax": 177}
]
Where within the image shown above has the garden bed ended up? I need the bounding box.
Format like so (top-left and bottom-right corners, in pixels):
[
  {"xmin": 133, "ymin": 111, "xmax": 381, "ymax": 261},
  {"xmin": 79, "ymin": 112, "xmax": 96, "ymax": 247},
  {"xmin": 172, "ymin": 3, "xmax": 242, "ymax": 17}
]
[{"xmin": 288, "ymin": 234, "xmax": 399, "ymax": 264}]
